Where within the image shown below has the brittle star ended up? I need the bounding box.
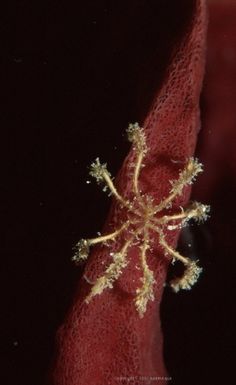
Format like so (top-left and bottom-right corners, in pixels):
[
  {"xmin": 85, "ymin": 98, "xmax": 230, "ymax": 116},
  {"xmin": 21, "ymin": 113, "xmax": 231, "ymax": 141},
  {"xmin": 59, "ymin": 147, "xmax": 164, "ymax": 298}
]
[{"xmin": 72, "ymin": 123, "xmax": 210, "ymax": 318}]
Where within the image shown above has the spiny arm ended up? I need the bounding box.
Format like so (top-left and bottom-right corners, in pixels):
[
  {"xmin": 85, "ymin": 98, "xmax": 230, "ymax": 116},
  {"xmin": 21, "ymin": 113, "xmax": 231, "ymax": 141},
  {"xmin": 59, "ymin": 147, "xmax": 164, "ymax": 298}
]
[
  {"xmin": 127, "ymin": 123, "xmax": 147, "ymax": 197},
  {"xmin": 154, "ymin": 158, "xmax": 203, "ymax": 213}
]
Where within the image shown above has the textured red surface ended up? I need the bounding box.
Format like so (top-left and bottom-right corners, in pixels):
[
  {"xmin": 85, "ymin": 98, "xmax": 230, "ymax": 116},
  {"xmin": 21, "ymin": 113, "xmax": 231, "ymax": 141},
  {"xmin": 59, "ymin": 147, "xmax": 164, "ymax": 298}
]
[
  {"xmin": 51, "ymin": 1, "xmax": 207, "ymax": 384},
  {"xmin": 195, "ymin": 0, "xmax": 236, "ymax": 201}
]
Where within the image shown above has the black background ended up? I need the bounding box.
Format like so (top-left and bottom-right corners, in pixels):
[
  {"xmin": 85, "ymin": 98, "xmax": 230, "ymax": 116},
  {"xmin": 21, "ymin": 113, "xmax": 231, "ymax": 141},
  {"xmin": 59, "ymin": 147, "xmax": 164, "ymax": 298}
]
[{"xmin": 1, "ymin": 1, "xmax": 235, "ymax": 385}]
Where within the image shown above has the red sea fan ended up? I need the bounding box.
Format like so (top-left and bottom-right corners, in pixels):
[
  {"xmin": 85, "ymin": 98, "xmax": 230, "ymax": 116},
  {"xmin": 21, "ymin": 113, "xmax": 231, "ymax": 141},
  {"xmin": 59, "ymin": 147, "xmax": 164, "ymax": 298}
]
[{"xmin": 51, "ymin": 1, "xmax": 207, "ymax": 384}]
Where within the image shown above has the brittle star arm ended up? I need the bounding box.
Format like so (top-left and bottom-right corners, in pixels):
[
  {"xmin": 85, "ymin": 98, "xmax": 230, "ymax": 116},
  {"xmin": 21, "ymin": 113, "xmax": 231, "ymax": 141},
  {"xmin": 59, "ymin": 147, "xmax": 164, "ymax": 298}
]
[
  {"xmin": 88, "ymin": 222, "xmax": 130, "ymax": 246},
  {"xmin": 156, "ymin": 229, "xmax": 202, "ymax": 292},
  {"xmin": 127, "ymin": 123, "xmax": 147, "ymax": 196},
  {"xmin": 102, "ymin": 169, "xmax": 127, "ymax": 205},
  {"xmin": 135, "ymin": 227, "xmax": 155, "ymax": 317},
  {"xmin": 72, "ymin": 221, "xmax": 130, "ymax": 263},
  {"xmin": 158, "ymin": 230, "xmax": 190, "ymax": 265},
  {"xmin": 90, "ymin": 158, "xmax": 130, "ymax": 208},
  {"xmin": 133, "ymin": 149, "xmax": 144, "ymax": 196},
  {"xmin": 151, "ymin": 201, "xmax": 210, "ymax": 228},
  {"xmin": 85, "ymin": 236, "xmax": 134, "ymax": 303},
  {"xmin": 154, "ymin": 158, "xmax": 203, "ymax": 213},
  {"xmin": 147, "ymin": 223, "xmax": 193, "ymax": 265}
]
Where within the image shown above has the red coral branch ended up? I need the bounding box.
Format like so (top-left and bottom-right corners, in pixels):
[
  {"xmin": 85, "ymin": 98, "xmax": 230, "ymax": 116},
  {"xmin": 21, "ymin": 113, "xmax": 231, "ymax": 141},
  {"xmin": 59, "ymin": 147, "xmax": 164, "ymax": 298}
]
[{"xmin": 51, "ymin": 1, "xmax": 207, "ymax": 384}]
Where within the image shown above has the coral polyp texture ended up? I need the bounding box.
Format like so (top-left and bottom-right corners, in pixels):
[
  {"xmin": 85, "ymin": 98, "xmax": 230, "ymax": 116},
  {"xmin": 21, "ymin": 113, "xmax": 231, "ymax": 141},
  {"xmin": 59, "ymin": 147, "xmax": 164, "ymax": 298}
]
[{"xmin": 73, "ymin": 124, "xmax": 209, "ymax": 318}]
